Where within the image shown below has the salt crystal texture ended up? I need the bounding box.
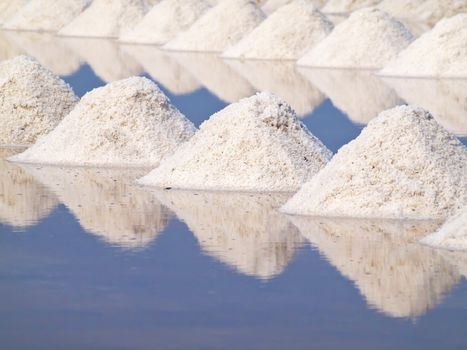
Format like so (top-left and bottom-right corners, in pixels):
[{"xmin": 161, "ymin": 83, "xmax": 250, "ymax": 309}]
[
  {"xmin": 138, "ymin": 92, "xmax": 332, "ymax": 192},
  {"xmin": 119, "ymin": 0, "xmax": 213, "ymax": 45},
  {"xmin": 262, "ymin": 0, "xmax": 326, "ymax": 14},
  {"xmin": 0, "ymin": 56, "xmax": 78, "ymax": 146},
  {"xmin": 322, "ymin": 0, "xmax": 380, "ymax": 14},
  {"xmin": 421, "ymin": 207, "xmax": 467, "ymax": 251},
  {"xmin": 281, "ymin": 105, "xmax": 467, "ymax": 219},
  {"xmin": 59, "ymin": 0, "xmax": 148, "ymax": 38},
  {"xmin": 223, "ymin": 0, "xmax": 333, "ymax": 60},
  {"xmin": 0, "ymin": 0, "xmax": 30, "ymax": 24},
  {"xmin": 10, "ymin": 77, "xmax": 196, "ymax": 167},
  {"xmin": 164, "ymin": 0, "xmax": 265, "ymax": 52},
  {"xmin": 297, "ymin": 8, "xmax": 414, "ymax": 69},
  {"xmin": 3, "ymin": 0, "xmax": 89, "ymax": 32},
  {"xmin": 379, "ymin": 14, "xmax": 467, "ymax": 78}
]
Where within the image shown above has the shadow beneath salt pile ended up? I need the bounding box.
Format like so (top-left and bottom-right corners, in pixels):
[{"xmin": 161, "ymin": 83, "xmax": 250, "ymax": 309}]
[
  {"xmin": 0, "ymin": 148, "xmax": 58, "ymax": 230},
  {"xmin": 153, "ymin": 189, "xmax": 304, "ymax": 280},
  {"xmin": 382, "ymin": 78, "xmax": 467, "ymax": 136},
  {"xmin": 290, "ymin": 216, "xmax": 460, "ymax": 319},
  {"xmin": 299, "ymin": 67, "xmax": 403, "ymax": 124},
  {"xmin": 225, "ymin": 59, "xmax": 325, "ymax": 117},
  {"xmin": 20, "ymin": 165, "xmax": 172, "ymax": 250}
]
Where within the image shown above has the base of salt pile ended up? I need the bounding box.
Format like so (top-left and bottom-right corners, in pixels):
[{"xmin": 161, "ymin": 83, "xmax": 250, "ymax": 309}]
[
  {"xmin": 0, "ymin": 55, "xmax": 78, "ymax": 146},
  {"xmin": 10, "ymin": 77, "xmax": 196, "ymax": 167},
  {"xmin": 281, "ymin": 105, "xmax": 467, "ymax": 220},
  {"xmin": 421, "ymin": 208, "xmax": 467, "ymax": 251},
  {"xmin": 138, "ymin": 92, "xmax": 332, "ymax": 192}
]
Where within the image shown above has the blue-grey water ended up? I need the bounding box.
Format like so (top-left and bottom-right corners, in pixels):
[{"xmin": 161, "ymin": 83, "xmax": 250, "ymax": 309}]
[{"xmin": 0, "ymin": 32, "xmax": 466, "ymax": 350}]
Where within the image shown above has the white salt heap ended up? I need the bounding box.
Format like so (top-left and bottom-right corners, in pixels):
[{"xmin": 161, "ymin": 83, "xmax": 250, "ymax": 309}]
[
  {"xmin": 262, "ymin": 0, "xmax": 326, "ymax": 14},
  {"xmin": 379, "ymin": 14, "xmax": 467, "ymax": 78},
  {"xmin": 223, "ymin": 0, "xmax": 333, "ymax": 60},
  {"xmin": 322, "ymin": 0, "xmax": 381, "ymax": 14},
  {"xmin": 164, "ymin": 0, "xmax": 265, "ymax": 52},
  {"xmin": 59, "ymin": 0, "xmax": 148, "ymax": 38},
  {"xmin": 3, "ymin": 0, "xmax": 89, "ymax": 32},
  {"xmin": 282, "ymin": 105, "xmax": 467, "ymax": 220},
  {"xmin": 297, "ymin": 8, "xmax": 414, "ymax": 69},
  {"xmin": 119, "ymin": 0, "xmax": 213, "ymax": 45},
  {"xmin": 0, "ymin": 0, "xmax": 29, "ymax": 24},
  {"xmin": 138, "ymin": 92, "xmax": 332, "ymax": 192},
  {"xmin": 10, "ymin": 77, "xmax": 196, "ymax": 167},
  {"xmin": 421, "ymin": 207, "xmax": 467, "ymax": 251},
  {"xmin": 0, "ymin": 56, "xmax": 78, "ymax": 146}
]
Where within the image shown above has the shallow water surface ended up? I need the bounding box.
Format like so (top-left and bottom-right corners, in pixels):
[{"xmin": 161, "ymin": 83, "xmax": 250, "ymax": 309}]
[{"xmin": 1, "ymin": 33, "xmax": 466, "ymax": 350}]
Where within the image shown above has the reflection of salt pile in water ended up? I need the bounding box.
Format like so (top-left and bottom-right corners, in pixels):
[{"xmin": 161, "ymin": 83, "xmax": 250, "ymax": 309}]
[
  {"xmin": 11, "ymin": 77, "xmax": 195, "ymax": 167},
  {"xmin": 139, "ymin": 92, "xmax": 331, "ymax": 191},
  {"xmin": 383, "ymin": 78, "xmax": 467, "ymax": 136},
  {"xmin": 282, "ymin": 106, "xmax": 467, "ymax": 219},
  {"xmin": 227, "ymin": 60, "xmax": 324, "ymax": 116},
  {"xmin": 59, "ymin": 0, "xmax": 148, "ymax": 38},
  {"xmin": 3, "ymin": 0, "xmax": 90, "ymax": 32},
  {"xmin": 0, "ymin": 0, "xmax": 29, "ymax": 24},
  {"xmin": 292, "ymin": 217, "xmax": 459, "ymax": 318},
  {"xmin": 164, "ymin": 0, "xmax": 265, "ymax": 52},
  {"xmin": 380, "ymin": 14, "xmax": 467, "ymax": 78},
  {"xmin": 121, "ymin": 45, "xmax": 200, "ymax": 95},
  {"xmin": 120, "ymin": 0, "xmax": 212, "ymax": 45},
  {"xmin": 3, "ymin": 32, "xmax": 81, "ymax": 76},
  {"xmin": 155, "ymin": 189, "xmax": 303, "ymax": 279},
  {"xmin": 321, "ymin": 0, "xmax": 380, "ymax": 14},
  {"xmin": 22, "ymin": 165, "xmax": 171, "ymax": 249},
  {"xmin": 62, "ymin": 37, "xmax": 142, "ymax": 82},
  {"xmin": 299, "ymin": 68, "xmax": 402, "ymax": 123},
  {"xmin": 0, "ymin": 56, "xmax": 78, "ymax": 146},
  {"xmin": 169, "ymin": 52, "xmax": 255, "ymax": 102},
  {"xmin": 0, "ymin": 148, "xmax": 58, "ymax": 229},
  {"xmin": 298, "ymin": 8, "xmax": 413, "ymax": 69},
  {"xmin": 223, "ymin": 0, "xmax": 333, "ymax": 60},
  {"xmin": 262, "ymin": 0, "xmax": 326, "ymax": 14}
]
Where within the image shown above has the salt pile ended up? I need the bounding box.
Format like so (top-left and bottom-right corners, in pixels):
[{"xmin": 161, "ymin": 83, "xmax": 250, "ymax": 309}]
[
  {"xmin": 59, "ymin": 0, "xmax": 148, "ymax": 38},
  {"xmin": 138, "ymin": 92, "xmax": 332, "ymax": 191},
  {"xmin": 292, "ymin": 217, "xmax": 458, "ymax": 318},
  {"xmin": 154, "ymin": 190, "xmax": 303, "ymax": 280},
  {"xmin": 0, "ymin": 56, "xmax": 78, "ymax": 146},
  {"xmin": 421, "ymin": 208, "xmax": 467, "ymax": 251},
  {"xmin": 281, "ymin": 105, "xmax": 467, "ymax": 219},
  {"xmin": 10, "ymin": 77, "xmax": 196, "ymax": 167},
  {"xmin": 379, "ymin": 14, "xmax": 467, "ymax": 78},
  {"xmin": 223, "ymin": 0, "xmax": 333, "ymax": 60},
  {"xmin": 164, "ymin": 0, "xmax": 265, "ymax": 52},
  {"xmin": 262, "ymin": 0, "xmax": 326, "ymax": 14},
  {"xmin": 0, "ymin": 0, "xmax": 29, "ymax": 24},
  {"xmin": 297, "ymin": 8, "xmax": 414, "ymax": 69},
  {"xmin": 119, "ymin": 0, "xmax": 213, "ymax": 45},
  {"xmin": 3, "ymin": 0, "xmax": 89, "ymax": 32},
  {"xmin": 321, "ymin": 0, "xmax": 381, "ymax": 14}
]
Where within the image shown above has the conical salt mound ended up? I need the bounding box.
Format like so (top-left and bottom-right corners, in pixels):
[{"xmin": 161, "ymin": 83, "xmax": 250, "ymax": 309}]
[
  {"xmin": 421, "ymin": 207, "xmax": 467, "ymax": 251},
  {"xmin": 0, "ymin": 56, "xmax": 78, "ymax": 147},
  {"xmin": 154, "ymin": 189, "xmax": 304, "ymax": 280},
  {"xmin": 282, "ymin": 105, "xmax": 467, "ymax": 219},
  {"xmin": 297, "ymin": 8, "xmax": 414, "ymax": 69},
  {"xmin": 164, "ymin": 0, "xmax": 265, "ymax": 53},
  {"xmin": 0, "ymin": 0, "xmax": 30, "ymax": 24},
  {"xmin": 3, "ymin": 0, "xmax": 90, "ymax": 32},
  {"xmin": 222, "ymin": 0, "xmax": 333, "ymax": 60},
  {"xmin": 138, "ymin": 92, "xmax": 332, "ymax": 191},
  {"xmin": 58, "ymin": 0, "xmax": 148, "ymax": 38},
  {"xmin": 119, "ymin": 0, "xmax": 213, "ymax": 45},
  {"xmin": 322, "ymin": 0, "xmax": 380, "ymax": 14},
  {"xmin": 379, "ymin": 14, "xmax": 467, "ymax": 78},
  {"xmin": 10, "ymin": 77, "xmax": 196, "ymax": 167}
]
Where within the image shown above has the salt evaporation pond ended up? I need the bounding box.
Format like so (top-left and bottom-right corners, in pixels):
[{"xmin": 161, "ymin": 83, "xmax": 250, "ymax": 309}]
[{"xmin": 1, "ymin": 33, "xmax": 467, "ymax": 350}]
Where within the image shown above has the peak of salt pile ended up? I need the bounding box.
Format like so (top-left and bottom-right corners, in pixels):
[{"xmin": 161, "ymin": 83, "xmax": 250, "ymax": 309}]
[
  {"xmin": 421, "ymin": 207, "xmax": 467, "ymax": 251},
  {"xmin": 59, "ymin": 0, "xmax": 148, "ymax": 38},
  {"xmin": 3, "ymin": 0, "xmax": 89, "ymax": 32},
  {"xmin": 0, "ymin": 56, "xmax": 78, "ymax": 146},
  {"xmin": 297, "ymin": 8, "xmax": 414, "ymax": 69},
  {"xmin": 119, "ymin": 0, "xmax": 213, "ymax": 45},
  {"xmin": 10, "ymin": 77, "xmax": 196, "ymax": 167},
  {"xmin": 164, "ymin": 0, "xmax": 265, "ymax": 52},
  {"xmin": 321, "ymin": 0, "xmax": 380, "ymax": 14},
  {"xmin": 0, "ymin": 0, "xmax": 29, "ymax": 24},
  {"xmin": 282, "ymin": 105, "xmax": 467, "ymax": 219},
  {"xmin": 223, "ymin": 0, "xmax": 333, "ymax": 60},
  {"xmin": 138, "ymin": 92, "xmax": 332, "ymax": 191},
  {"xmin": 379, "ymin": 14, "xmax": 467, "ymax": 78}
]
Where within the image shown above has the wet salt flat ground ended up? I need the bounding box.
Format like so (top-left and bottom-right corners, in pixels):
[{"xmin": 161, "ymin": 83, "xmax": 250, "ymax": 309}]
[{"xmin": 0, "ymin": 32, "xmax": 467, "ymax": 350}]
